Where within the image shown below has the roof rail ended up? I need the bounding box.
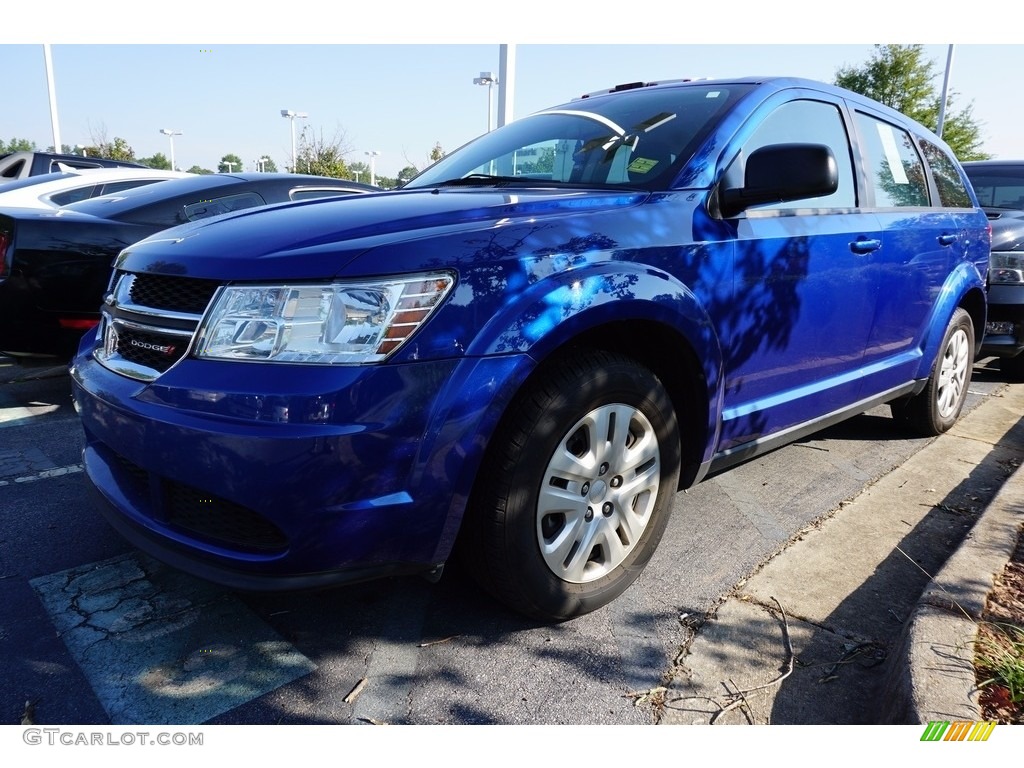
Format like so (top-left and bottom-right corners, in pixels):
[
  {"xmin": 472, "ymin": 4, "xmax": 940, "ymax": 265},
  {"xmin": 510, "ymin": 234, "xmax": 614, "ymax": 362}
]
[{"xmin": 576, "ymin": 78, "xmax": 712, "ymax": 100}]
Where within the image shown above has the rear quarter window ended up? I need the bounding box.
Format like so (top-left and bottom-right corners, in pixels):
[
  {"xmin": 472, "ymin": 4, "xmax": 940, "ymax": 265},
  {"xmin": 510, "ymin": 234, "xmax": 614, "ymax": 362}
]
[{"xmin": 920, "ymin": 140, "xmax": 973, "ymax": 208}]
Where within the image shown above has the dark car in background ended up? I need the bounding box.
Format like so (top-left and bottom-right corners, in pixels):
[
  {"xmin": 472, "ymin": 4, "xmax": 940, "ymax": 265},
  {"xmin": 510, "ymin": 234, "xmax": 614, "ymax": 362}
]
[
  {"xmin": 962, "ymin": 160, "xmax": 1024, "ymax": 377},
  {"xmin": 0, "ymin": 173, "xmax": 378, "ymax": 358},
  {"xmin": 0, "ymin": 151, "xmax": 147, "ymax": 182},
  {"xmin": 71, "ymin": 77, "xmax": 989, "ymax": 621}
]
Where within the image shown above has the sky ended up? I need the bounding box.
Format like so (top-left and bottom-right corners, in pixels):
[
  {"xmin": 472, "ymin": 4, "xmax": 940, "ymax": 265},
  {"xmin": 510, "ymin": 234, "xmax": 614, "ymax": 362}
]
[{"xmin": 3, "ymin": 2, "xmax": 1024, "ymax": 181}]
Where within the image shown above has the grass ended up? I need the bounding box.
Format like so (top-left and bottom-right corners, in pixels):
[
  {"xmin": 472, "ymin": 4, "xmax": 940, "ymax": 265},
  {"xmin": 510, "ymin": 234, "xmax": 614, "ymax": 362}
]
[{"xmin": 975, "ymin": 622, "xmax": 1024, "ymax": 706}]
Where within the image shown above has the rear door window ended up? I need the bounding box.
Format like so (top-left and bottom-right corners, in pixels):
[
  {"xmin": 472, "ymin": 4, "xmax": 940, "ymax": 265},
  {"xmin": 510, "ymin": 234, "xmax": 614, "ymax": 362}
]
[{"xmin": 854, "ymin": 112, "xmax": 930, "ymax": 207}]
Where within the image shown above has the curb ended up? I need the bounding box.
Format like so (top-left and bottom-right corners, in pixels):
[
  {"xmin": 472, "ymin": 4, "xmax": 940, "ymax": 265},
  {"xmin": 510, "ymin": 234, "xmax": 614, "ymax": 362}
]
[{"xmin": 881, "ymin": 462, "xmax": 1024, "ymax": 723}]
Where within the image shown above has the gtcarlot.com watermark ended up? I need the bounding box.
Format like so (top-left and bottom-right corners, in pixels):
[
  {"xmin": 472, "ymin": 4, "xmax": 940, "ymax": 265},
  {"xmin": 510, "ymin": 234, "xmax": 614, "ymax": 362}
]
[{"xmin": 23, "ymin": 728, "xmax": 203, "ymax": 747}]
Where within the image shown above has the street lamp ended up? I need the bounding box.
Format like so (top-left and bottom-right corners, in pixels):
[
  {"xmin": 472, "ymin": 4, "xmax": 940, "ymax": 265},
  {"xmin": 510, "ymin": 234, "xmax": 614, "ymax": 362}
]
[
  {"xmin": 159, "ymin": 128, "xmax": 182, "ymax": 171},
  {"xmin": 222, "ymin": 160, "xmax": 236, "ymax": 173},
  {"xmin": 257, "ymin": 156, "xmax": 271, "ymax": 173},
  {"xmin": 365, "ymin": 150, "xmax": 380, "ymax": 186},
  {"xmin": 75, "ymin": 144, "xmax": 87, "ymax": 157},
  {"xmin": 353, "ymin": 169, "xmax": 362, "ymax": 183},
  {"xmin": 280, "ymin": 109, "xmax": 308, "ymax": 173},
  {"xmin": 473, "ymin": 71, "xmax": 498, "ymax": 133}
]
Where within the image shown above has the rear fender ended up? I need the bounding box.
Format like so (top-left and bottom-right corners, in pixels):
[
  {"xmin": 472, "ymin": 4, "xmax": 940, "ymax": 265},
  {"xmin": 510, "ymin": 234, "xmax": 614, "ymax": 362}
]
[{"xmin": 915, "ymin": 261, "xmax": 987, "ymax": 378}]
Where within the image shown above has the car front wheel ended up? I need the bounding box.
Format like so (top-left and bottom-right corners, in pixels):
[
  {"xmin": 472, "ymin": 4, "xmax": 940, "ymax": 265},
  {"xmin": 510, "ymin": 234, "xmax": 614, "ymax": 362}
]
[{"xmin": 462, "ymin": 350, "xmax": 681, "ymax": 621}]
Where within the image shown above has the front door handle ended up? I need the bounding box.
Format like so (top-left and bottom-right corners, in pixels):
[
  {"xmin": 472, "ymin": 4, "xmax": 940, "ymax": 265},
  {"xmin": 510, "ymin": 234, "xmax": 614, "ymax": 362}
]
[{"xmin": 850, "ymin": 238, "xmax": 882, "ymax": 255}]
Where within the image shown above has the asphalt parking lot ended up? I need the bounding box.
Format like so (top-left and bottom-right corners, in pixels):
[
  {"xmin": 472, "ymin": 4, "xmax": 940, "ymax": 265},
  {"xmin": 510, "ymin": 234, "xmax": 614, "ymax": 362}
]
[{"xmin": 1, "ymin": 354, "xmax": 1017, "ymax": 726}]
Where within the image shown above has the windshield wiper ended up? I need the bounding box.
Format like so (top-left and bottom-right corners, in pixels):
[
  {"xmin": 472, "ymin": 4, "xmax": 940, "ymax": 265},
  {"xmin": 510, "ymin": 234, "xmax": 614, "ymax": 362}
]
[{"xmin": 432, "ymin": 173, "xmax": 545, "ymax": 187}]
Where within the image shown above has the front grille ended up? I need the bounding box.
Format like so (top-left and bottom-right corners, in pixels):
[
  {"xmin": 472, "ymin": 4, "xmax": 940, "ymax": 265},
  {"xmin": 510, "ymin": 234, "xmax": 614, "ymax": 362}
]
[
  {"xmin": 96, "ymin": 271, "xmax": 220, "ymax": 381},
  {"xmin": 112, "ymin": 325, "xmax": 188, "ymax": 373},
  {"xmin": 163, "ymin": 480, "xmax": 288, "ymax": 552},
  {"xmin": 129, "ymin": 274, "xmax": 220, "ymax": 314}
]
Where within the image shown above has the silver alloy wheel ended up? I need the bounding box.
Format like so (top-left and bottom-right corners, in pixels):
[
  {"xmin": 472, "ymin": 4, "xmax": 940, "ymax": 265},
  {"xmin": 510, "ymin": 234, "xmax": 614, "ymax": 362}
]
[
  {"xmin": 936, "ymin": 326, "xmax": 970, "ymax": 418},
  {"xmin": 536, "ymin": 403, "xmax": 661, "ymax": 584}
]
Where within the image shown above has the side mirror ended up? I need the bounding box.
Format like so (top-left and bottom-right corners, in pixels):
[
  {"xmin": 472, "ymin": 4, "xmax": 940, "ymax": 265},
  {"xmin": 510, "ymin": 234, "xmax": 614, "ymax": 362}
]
[{"xmin": 720, "ymin": 143, "xmax": 838, "ymax": 218}]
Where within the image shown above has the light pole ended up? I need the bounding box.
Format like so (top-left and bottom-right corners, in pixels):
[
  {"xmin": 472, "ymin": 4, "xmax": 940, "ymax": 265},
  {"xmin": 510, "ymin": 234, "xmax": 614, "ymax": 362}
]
[
  {"xmin": 159, "ymin": 128, "xmax": 182, "ymax": 171},
  {"xmin": 280, "ymin": 109, "xmax": 308, "ymax": 172},
  {"xmin": 473, "ymin": 71, "xmax": 498, "ymax": 133},
  {"xmin": 353, "ymin": 169, "xmax": 362, "ymax": 183},
  {"xmin": 257, "ymin": 156, "xmax": 271, "ymax": 173},
  {"xmin": 75, "ymin": 144, "xmax": 87, "ymax": 157},
  {"xmin": 365, "ymin": 150, "xmax": 380, "ymax": 186},
  {"xmin": 222, "ymin": 160, "xmax": 236, "ymax": 173}
]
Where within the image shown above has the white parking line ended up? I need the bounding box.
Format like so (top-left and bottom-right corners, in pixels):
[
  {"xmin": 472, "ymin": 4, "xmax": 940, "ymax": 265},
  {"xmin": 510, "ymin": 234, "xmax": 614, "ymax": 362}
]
[{"xmin": 0, "ymin": 463, "xmax": 83, "ymax": 487}]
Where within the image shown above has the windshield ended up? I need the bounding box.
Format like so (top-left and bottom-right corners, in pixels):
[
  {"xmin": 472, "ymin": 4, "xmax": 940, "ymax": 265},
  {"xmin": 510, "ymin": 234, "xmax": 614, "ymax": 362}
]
[
  {"xmin": 964, "ymin": 165, "xmax": 1024, "ymax": 210},
  {"xmin": 407, "ymin": 83, "xmax": 751, "ymax": 191}
]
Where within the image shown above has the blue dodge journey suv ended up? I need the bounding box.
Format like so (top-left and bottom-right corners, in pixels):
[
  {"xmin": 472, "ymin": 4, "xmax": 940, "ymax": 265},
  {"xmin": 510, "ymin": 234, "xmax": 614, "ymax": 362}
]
[{"xmin": 70, "ymin": 77, "xmax": 990, "ymax": 620}]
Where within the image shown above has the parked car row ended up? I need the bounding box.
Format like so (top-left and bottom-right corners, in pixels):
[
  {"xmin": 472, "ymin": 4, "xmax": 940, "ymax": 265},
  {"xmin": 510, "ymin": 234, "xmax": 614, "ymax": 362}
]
[
  {"xmin": 57, "ymin": 76, "xmax": 992, "ymax": 620},
  {"xmin": 0, "ymin": 173, "xmax": 378, "ymax": 357},
  {"xmin": 0, "ymin": 167, "xmax": 192, "ymax": 210}
]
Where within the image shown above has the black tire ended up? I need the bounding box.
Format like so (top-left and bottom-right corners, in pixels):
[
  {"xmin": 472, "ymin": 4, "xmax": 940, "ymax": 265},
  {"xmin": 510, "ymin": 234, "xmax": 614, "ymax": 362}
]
[
  {"xmin": 893, "ymin": 307, "xmax": 974, "ymax": 436},
  {"xmin": 461, "ymin": 350, "xmax": 681, "ymax": 621}
]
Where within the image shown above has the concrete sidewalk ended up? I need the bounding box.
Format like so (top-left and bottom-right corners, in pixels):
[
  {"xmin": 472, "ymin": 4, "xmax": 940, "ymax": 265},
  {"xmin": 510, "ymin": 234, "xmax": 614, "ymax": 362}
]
[{"xmin": 660, "ymin": 381, "xmax": 1024, "ymax": 725}]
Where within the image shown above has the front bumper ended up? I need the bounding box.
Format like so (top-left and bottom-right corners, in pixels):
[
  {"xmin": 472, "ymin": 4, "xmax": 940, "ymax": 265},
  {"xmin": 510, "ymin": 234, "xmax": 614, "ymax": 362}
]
[{"xmin": 70, "ymin": 347, "xmax": 534, "ymax": 589}]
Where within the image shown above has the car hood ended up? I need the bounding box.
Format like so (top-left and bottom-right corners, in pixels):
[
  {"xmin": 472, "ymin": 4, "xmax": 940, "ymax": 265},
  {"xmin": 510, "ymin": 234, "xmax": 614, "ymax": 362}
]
[
  {"xmin": 984, "ymin": 208, "xmax": 1024, "ymax": 251},
  {"xmin": 115, "ymin": 187, "xmax": 650, "ymax": 281}
]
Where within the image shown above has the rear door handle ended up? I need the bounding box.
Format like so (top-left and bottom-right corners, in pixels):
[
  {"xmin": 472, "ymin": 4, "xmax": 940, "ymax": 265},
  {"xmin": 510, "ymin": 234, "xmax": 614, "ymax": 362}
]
[{"xmin": 938, "ymin": 233, "xmax": 957, "ymax": 246}]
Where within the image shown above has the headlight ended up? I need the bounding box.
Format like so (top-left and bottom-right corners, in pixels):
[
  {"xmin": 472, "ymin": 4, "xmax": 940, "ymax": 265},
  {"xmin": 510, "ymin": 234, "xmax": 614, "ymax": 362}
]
[
  {"xmin": 990, "ymin": 251, "xmax": 1024, "ymax": 285},
  {"xmin": 195, "ymin": 273, "xmax": 454, "ymax": 364}
]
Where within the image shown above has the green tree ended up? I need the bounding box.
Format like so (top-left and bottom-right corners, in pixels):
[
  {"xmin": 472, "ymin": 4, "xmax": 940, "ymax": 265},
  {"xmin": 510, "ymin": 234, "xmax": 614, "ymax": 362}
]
[
  {"xmin": 186, "ymin": 165, "xmax": 214, "ymax": 175},
  {"xmin": 429, "ymin": 142, "xmax": 445, "ymax": 164},
  {"xmin": 218, "ymin": 153, "xmax": 244, "ymax": 173},
  {"xmin": 395, "ymin": 165, "xmax": 419, "ymax": 186},
  {"xmin": 347, "ymin": 160, "xmax": 369, "ymax": 183},
  {"xmin": 139, "ymin": 152, "xmax": 172, "ymax": 170},
  {"xmin": 834, "ymin": 44, "xmax": 989, "ymax": 161},
  {"xmin": 82, "ymin": 137, "xmax": 136, "ymax": 162},
  {"xmin": 295, "ymin": 126, "xmax": 351, "ymax": 178},
  {"xmin": 1, "ymin": 138, "xmax": 38, "ymax": 153}
]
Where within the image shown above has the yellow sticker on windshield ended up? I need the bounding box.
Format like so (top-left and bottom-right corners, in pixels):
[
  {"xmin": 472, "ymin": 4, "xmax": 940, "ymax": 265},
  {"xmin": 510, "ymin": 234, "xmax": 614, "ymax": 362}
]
[{"xmin": 627, "ymin": 158, "xmax": 659, "ymax": 174}]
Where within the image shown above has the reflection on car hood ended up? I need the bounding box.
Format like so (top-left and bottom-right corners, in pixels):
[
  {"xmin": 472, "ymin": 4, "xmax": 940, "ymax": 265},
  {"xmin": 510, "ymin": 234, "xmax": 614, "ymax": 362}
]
[{"xmin": 116, "ymin": 188, "xmax": 649, "ymax": 281}]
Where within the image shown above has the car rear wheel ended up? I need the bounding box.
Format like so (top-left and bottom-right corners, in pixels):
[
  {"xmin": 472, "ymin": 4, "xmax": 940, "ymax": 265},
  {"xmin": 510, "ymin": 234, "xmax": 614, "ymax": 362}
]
[
  {"xmin": 461, "ymin": 350, "xmax": 681, "ymax": 621},
  {"xmin": 892, "ymin": 307, "xmax": 973, "ymax": 436}
]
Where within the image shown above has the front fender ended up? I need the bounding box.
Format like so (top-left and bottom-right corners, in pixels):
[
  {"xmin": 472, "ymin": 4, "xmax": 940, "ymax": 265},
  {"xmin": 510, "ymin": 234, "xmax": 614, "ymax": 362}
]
[
  {"xmin": 465, "ymin": 262, "xmax": 726, "ymax": 467},
  {"xmin": 468, "ymin": 262, "xmax": 718, "ymax": 358}
]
